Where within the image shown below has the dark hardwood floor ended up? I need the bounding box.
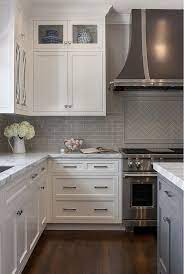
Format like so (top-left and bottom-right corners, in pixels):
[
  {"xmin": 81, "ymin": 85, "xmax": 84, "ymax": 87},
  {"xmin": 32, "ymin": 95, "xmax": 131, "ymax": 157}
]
[{"xmin": 23, "ymin": 230, "xmax": 157, "ymax": 274}]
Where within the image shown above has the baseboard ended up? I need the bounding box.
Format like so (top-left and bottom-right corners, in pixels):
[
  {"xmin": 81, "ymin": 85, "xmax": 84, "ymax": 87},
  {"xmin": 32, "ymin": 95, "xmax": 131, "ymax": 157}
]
[{"xmin": 46, "ymin": 223, "xmax": 126, "ymax": 231}]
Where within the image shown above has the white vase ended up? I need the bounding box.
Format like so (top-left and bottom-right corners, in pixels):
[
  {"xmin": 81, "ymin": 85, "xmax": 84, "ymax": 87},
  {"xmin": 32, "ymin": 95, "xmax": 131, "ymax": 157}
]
[{"xmin": 9, "ymin": 137, "xmax": 26, "ymax": 154}]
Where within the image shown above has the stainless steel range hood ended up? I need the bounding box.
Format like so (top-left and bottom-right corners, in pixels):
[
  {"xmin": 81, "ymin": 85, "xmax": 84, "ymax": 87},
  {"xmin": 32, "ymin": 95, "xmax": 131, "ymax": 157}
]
[{"xmin": 111, "ymin": 9, "xmax": 183, "ymax": 91}]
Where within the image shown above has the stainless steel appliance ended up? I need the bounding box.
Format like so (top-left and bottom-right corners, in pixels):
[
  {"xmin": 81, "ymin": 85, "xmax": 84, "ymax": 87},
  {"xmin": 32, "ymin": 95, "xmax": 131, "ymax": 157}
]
[
  {"xmin": 110, "ymin": 9, "xmax": 183, "ymax": 90},
  {"xmin": 121, "ymin": 148, "xmax": 183, "ymax": 227}
]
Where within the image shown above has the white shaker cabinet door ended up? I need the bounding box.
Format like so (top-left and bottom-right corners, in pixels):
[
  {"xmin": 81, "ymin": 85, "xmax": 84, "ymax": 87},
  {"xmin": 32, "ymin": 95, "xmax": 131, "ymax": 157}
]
[
  {"xmin": 68, "ymin": 51, "xmax": 105, "ymax": 115},
  {"xmin": 2, "ymin": 212, "xmax": 17, "ymax": 274},
  {"xmin": 27, "ymin": 191, "xmax": 39, "ymax": 251},
  {"xmin": 33, "ymin": 51, "xmax": 68, "ymax": 113}
]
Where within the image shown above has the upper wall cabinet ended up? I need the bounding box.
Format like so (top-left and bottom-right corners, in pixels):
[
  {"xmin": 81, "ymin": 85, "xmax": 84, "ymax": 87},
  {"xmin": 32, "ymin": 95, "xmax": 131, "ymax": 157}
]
[
  {"xmin": 34, "ymin": 20, "xmax": 68, "ymax": 49},
  {"xmin": 32, "ymin": 18, "xmax": 106, "ymax": 116},
  {"xmin": 34, "ymin": 20, "xmax": 103, "ymax": 50},
  {"xmin": 0, "ymin": 0, "xmax": 29, "ymax": 115}
]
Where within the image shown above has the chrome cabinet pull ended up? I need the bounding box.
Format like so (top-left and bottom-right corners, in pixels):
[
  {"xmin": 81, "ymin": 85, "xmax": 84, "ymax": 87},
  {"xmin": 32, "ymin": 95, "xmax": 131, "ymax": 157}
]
[
  {"xmin": 164, "ymin": 191, "xmax": 174, "ymax": 198},
  {"xmin": 94, "ymin": 186, "xmax": 108, "ymax": 189},
  {"xmin": 94, "ymin": 208, "xmax": 108, "ymax": 211},
  {"xmin": 94, "ymin": 166, "xmax": 108, "ymax": 169},
  {"xmin": 31, "ymin": 173, "xmax": 38, "ymax": 179},
  {"xmin": 64, "ymin": 105, "xmax": 68, "ymax": 108},
  {"xmin": 63, "ymin": 186, "xmax": 77, "ymax": 189},
  {"xmin": 68, "ymin": 41, "xmax": 72, "ymax": 44},
  {"xmin": 40, "ymin": 186, "xmax": 45, "ymax": 190},
  {"xmin": 63, "ymin": 208, "xmax": 77, "ymax": 211},
  {"xmin": 64, "ymin": 41, "xmax": 68, "ymax": 45},
  {"xmin": 63, "ymin": 165, "xmax": 77, "ymax": 169},
  {"xmin": 41, "ymin": 167, "xmax": 46, "ymax": 171},
  {"xmin": 68, "ymin": 105, "xmax": 72, "ymax": 108}
]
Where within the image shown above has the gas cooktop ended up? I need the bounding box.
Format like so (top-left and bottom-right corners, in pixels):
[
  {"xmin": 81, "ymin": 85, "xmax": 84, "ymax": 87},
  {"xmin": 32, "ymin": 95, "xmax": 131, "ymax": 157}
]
[{"xmin": 121, "ymin": 148, "xmax": 183, "ymax": 155}]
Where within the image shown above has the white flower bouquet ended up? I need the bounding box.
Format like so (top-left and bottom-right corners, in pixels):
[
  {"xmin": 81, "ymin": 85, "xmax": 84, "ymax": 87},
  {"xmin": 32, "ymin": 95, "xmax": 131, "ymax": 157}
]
[{"xmin": 4, "ymin": 121, "xmax": 35, "ymax": 153}]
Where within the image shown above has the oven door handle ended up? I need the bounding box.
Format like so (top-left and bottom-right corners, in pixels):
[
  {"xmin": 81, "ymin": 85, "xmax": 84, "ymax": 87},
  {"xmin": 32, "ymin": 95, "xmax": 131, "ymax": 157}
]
[{"xmin": 123, "ymin": 173, "xmax": 157, "ymax": 178}]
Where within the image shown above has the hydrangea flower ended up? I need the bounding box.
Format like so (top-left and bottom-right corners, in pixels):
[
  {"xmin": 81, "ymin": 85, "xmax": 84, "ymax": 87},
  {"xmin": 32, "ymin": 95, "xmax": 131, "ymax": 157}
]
[{"xmin": 4, "ymin": 121, "xmax": 35, "ymax": 140}]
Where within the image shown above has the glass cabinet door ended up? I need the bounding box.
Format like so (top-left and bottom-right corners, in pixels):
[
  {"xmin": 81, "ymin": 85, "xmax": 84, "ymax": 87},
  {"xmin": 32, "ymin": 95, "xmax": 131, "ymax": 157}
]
[
  {"xmin": 34, "ymin": 21, "xmax": 67, "ymax": 49},
  {"xmin": 68, "ymin": 21, "xmax": 103, "ymax": 49}
]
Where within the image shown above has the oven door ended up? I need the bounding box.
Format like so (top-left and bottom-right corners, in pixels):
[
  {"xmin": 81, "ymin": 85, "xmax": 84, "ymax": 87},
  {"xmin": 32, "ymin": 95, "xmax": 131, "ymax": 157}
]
[{"xmin": 122, "ymin": 173, "xmax": 157, "ymax": 220}]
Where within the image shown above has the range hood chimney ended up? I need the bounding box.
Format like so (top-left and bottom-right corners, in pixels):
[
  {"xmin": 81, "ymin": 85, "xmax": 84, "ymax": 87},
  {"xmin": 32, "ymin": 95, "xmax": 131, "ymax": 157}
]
[{"xmin": 111, "ymin": 9, "xmax": 183, "ymax": 91}]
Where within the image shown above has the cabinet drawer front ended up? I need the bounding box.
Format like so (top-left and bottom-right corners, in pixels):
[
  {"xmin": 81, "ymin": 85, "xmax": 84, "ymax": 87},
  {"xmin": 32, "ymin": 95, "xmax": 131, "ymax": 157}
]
[
  {"xmin": 158, "ymin": 177, "xmax": 181, "ymax": 209},
  {"xmin": 53, "ymin": 200, "xmax": 115, "ymax": 220},
  {"xmin": 53, "ymin": 176, "xmax": 118, "ymax": 196},
  {"xmin": 51, "ymin": 160, "xmax": 85, "ymax": 173},
  {"xmin": 86, "ymin": 162, "xmax": 118, "ymax": 172}
]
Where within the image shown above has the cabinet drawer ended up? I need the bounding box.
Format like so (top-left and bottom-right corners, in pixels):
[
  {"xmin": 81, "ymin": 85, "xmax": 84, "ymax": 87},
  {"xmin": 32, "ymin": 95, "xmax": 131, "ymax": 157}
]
[
  {"xmin": 53, "ymin": 176, "xmax": 118, "ymax": 197},
  {"xmin": 86, "ymin": 162, "xmax": 118, "ymax": 172},
  {"xmin": 50, "ymin": 160, "xmax": 85, "ymax": 173},
  {"xmin": 53, "ymin": 200, "xmax": 116, "ymax": 222},
  {"xmin": 158, "ymin": 177, "xmax": 181, "ymax": 209}
]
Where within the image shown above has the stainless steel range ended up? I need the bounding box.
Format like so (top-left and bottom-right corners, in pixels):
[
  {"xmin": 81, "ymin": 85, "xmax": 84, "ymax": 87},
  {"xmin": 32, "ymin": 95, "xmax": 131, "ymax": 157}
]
[{"xmin": 120, "ymin": 148, "xmax": 183, "ymax": 227}]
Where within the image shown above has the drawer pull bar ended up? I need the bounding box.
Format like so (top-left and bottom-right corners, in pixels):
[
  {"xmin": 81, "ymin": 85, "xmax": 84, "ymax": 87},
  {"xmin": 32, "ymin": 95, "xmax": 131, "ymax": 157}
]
[
  {"xmin": 164, "ymin": 191, "xmax": 174, "ymax": 198},
  {"xmin": 63, "ymin": 208, "xmax": 77, "ymax": 211},
  {"xmin": 63, "ymin": 166, "xmax": 77, "ymax": 169},
  {"xmin": 94, "ymin": 208, "xmax": 108, "ymax": 211},
  {"xmin": 31, "ymin": 173, "xmax": 38, "ymax": 179},
  {"xmin": 94, "ymin": 186, "xmax": 108, "ymax": 189},
  {"xmin": 63, "ymin": 186, "xmax": 77, "ymax": 189},
  {"xmin": 94, "ymin": 166, "xmax": 108, "ymax": 169}
]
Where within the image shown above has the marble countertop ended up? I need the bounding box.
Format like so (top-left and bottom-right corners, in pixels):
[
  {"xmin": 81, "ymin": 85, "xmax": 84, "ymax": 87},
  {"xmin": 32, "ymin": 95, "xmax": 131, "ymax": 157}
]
[
  {"xmin": 0, "ymin": 152, "xmax": 122, "ymax": 189},
  {"xmin": 153, "ymin": 162, "xmax": 184, "ymax": 191}
]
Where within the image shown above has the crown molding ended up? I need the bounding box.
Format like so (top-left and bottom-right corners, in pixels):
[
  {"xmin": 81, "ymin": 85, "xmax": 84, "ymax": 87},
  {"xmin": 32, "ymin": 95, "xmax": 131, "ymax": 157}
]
[
  {"xmin": 106, "ymin": 9, "xmax": 131, "ymax": 24},
  {"xmin": 30, "ymin": 2, "xmax": 112, "ymax": 17}
]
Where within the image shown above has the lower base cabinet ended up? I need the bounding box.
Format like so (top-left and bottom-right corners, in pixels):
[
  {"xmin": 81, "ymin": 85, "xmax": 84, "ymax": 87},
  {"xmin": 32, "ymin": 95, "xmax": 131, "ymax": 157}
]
[
  {"xmin": 158, "ymin": 176, "xmax": 183, "ymax": 274},
  {"xmin": 0, "ymin": 161, "xmax": 47, "ymax": 274}
]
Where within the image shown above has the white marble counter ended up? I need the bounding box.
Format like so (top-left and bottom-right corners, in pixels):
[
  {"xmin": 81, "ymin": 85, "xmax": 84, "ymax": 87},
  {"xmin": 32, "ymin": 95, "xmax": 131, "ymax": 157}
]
[
  {"xmin": 153, "ymin": 162, "xmax": 184, "ymax": 191},
  {"xmin": 49, "ymin": 152, "xmax": 122, "ymax": 159},
  {"xmin": 0, "ymin": 152, "xmax": 122, "ymax": 189}
]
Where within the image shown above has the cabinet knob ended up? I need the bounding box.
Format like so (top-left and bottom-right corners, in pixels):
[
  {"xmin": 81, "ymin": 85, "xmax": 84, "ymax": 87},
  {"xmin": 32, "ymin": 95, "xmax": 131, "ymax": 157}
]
[
  {"xmin": 64, "ymin": 41, "xmax": 68, "ymax": 45},
  {"xmin": 68, "ymin": 105, "xmax": 72, "ymax": 108},
  {"xmin": 64, "ymin": 105, "xmax": 68, "ymax": 108},
  {"xmin": 163, "ymin": 216, "xmax": 170, "ymax": 223},
  {"xmin": 17, "ymin": 210, "xmax": 23, "ymax": 216},
  {"xmin": 32, "ymin": 173, "xmax": 38, "ymax": 179},
  {"xmin": 68, "ymin": 41, "xmax": 72, "ymax": 45},
  {"xmin": 40, "ymin": 186, "xmax": 45, "ymax": 190}
]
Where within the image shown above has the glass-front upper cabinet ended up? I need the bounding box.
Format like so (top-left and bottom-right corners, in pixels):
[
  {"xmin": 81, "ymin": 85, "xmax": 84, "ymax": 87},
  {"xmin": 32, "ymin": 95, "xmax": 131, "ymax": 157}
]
[
  {"xmin": 34, "ymin": 20, "xmax": 68, "ymax": 49},
  {"xmin": 68, "ymin": 21, "xmax": 103, "ymax": 49}
]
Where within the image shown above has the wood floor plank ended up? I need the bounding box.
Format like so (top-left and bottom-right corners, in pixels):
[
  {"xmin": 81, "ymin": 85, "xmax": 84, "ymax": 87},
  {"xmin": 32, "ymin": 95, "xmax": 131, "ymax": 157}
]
[{"xmin": 22, "ymin": 231, "xmax": 157, "ymax": 274}]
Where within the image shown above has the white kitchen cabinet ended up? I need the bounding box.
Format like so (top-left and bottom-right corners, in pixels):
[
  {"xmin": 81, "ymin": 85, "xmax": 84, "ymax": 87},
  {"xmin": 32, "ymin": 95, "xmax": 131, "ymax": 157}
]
[
  {"xmin": 16, "ymin": 207, "xmax": 27, "ymax": 267},
  {"xmin": 38, "ymin": 173, "xmax": 47, "ymax": 231},
  {"xmin": 33, "ymin": 19, "xmax": 103, "ymax": 50},
  {"xmin": 33, "ymin": 51, "xmax": 105, "ymax": 115},
  {"xmin": 34, "ymin": 20, "xmax": 68, "ymax": 49},
  {"xmin": 33, "ymin": 51, "xmax": 68, "ymax": 113},
  {"xmin": 49, "ymin": 159, "xmax": 122, "ymax": 224},
  {"xmin": 32, "ymin": 17, "xmax": 106, "ymax": 116},
  {"xmin": 0, "ymin": 161, "xmax": 47, "ymax": 274},
  {"xmin": 68, "ymin": 51, "xmax": 104, "ymax": 114},
  {"xmin": 2, "ymin": 211, "xmax": 17, "ymax": 274},
  {"xmin": 68, "ymin": 21, "xmax": 103, "ymax": 49},
  {"xmin": 0, "ymin": 0, "xmax": 29, "ymax": 115}
]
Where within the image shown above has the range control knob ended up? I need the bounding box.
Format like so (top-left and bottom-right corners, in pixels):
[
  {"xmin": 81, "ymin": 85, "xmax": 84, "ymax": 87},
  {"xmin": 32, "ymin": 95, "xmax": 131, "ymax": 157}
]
[
  {"xmin": 128, "ymin": 160, "xmax": 133, "ymax": 168},
  {"xmin": 135, "ymin": 160, "xmax": 141, "ymax": 169}
]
